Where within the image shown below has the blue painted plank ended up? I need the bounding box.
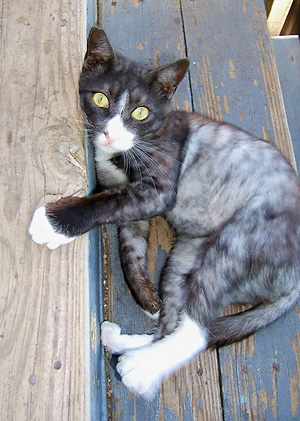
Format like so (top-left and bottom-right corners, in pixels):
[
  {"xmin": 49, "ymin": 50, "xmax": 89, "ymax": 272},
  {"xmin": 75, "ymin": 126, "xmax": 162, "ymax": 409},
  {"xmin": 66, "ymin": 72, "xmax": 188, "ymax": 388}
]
[
  {"xmin": 85, "ymin": 2, "xmax": 108, "ymax": 420},
  {"xmin": 102, "ymin": 224, "xmax": 162, "ymax": 420},
  {"xmin": 183, "ymin": 0, "xmax": 276, "ymax": 140}
]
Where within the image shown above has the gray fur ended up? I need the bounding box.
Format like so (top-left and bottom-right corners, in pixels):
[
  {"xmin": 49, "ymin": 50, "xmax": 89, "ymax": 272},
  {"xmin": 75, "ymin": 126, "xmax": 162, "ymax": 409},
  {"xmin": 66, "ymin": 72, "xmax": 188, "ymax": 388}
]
[{"xmin": 158, "ymin": 115, "xmax": 300, "ymax": 344}]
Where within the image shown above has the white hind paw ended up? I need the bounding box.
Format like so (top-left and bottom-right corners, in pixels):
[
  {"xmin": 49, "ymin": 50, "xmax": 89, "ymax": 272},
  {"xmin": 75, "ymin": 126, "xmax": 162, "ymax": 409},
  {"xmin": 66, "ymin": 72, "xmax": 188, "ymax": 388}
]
[
  {"xmin": 101, "ymin": 321, "xmax": 123, "ymax": 354},
  {"xmin": 29, "ymin": 205, "xmax": 75, "ymax": 249},
  {"xmin": 117, "ymin": 348, "xmax": 160, "ymax": 398}
]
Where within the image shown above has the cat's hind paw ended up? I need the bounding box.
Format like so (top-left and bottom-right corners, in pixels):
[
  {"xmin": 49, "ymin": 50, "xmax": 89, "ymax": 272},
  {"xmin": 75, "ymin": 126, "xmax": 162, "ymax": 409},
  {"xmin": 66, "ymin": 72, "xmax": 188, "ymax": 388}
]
[
  {"xmin": 117, "ymin": 348, "xmax": 160, "ymax": 399},
  {"xmin": 101, "ymin": 321, "xmax": 153, "ymax": 354},
  {"xmin": 101, "ymin": 321, "xmax": 123, "ymax": 354},
  {"xmin": 29, "ymin": 204, "xmax": 75, "ymax": 250}
]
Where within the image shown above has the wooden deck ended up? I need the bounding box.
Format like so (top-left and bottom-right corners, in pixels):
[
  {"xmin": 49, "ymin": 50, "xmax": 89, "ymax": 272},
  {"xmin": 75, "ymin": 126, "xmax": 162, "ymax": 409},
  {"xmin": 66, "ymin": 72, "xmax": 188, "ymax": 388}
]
[
  {"xmin": 0, "ymin": 0, "xmax": 89, "ymax": 419},
  {"xmin": 1, "ymin": 0, "xmax": 300, "ymax": 420}
]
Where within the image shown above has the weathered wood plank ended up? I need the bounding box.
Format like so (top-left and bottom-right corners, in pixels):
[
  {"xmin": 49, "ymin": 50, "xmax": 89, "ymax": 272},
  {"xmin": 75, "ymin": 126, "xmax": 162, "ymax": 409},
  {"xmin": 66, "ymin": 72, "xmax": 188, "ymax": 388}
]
[
  {"xmin": 271, "ymin": 35, "xmax": 300, "ymax": 172},
  {"xmin": 99, "ymin": 1, "xmax": 222, "ymax": 419},
  {"xmin": 182, "ymin": 0, "xmax": 295, "ymax": 168},
  {"xmin": 281, "ymin": 0, "xmax": 300, "ymax": 36},
  {"xmin": 0, "ymin": 1, "xmax": 88, "ymax": 419},
  {"xmin": 181, "ymin": 1, "xmax": 300, "ymax": 419},
  {"xmin": 267, "ymin": 0, "xmax": 294, "ymax": 36}
]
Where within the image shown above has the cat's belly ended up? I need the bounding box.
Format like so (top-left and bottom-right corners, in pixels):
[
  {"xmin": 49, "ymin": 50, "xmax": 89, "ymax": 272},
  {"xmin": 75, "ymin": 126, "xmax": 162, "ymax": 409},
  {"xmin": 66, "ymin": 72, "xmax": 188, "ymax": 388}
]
[
  {"xmin": 166, "ymin": 178, "xmax": 214, "ymax": 237},
  {"xmin": 166, "ymin": 207, "xmax": 211, "ymax": 237},
  {"xmin": 166, "ymin": 152, "xmax": 235, "ymax": 237}
]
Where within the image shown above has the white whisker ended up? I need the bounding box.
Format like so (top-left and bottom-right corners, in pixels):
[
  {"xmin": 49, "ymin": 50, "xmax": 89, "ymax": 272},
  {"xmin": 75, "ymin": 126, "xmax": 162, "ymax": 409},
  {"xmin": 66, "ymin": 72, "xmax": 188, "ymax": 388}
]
[
  {"xmin": 130, "ymin": 148, "xmax": 159, "ymax": 195},
  {"xmin": 133, "ymin": 144, "xmax": 177, "ymax": 196},
  {"xmin": 138, "ymin": 140, "xmax": 182, "ymax": 166}
]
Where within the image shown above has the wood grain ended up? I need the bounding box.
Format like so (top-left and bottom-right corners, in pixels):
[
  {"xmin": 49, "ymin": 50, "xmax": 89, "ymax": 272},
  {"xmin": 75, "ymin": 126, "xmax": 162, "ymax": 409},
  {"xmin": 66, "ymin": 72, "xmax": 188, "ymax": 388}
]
[
  {"xmin": 272, "ymin": 36, "xmax": 300, "ymax": 172},
  {"xmin": 0, "ymin": 0, "xmax": 88, "ymax": 419},
  {"xmin": 267, "ymin": 0, "xmax": 294, "ymax": 35}
]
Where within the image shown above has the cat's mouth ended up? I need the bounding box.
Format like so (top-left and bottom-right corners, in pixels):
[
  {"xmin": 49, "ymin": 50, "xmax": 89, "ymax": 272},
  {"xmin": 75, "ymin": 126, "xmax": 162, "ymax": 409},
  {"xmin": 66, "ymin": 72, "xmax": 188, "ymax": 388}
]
[
  {"xmin": 96, "ymin": 132, "xmax": 134, "ymax": 154},
  {"xmin": 96, "ymin": 115, "xmax": 135, "ymax": 153}
]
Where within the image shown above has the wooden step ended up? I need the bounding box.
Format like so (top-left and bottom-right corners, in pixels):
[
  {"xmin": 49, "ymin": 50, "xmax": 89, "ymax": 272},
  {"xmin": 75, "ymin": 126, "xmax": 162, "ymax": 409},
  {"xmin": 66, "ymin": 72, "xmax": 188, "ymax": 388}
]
[{"xmin": 272, "ymin": 35, "xmax": 300, "ymax": 172}]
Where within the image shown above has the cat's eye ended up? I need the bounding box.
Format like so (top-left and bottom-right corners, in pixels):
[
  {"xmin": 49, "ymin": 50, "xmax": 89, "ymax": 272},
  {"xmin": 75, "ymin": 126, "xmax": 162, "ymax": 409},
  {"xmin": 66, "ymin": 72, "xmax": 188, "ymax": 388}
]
[
  {"xmin": 131, "ymin": 106, "xmax": 149, "ymax": 121},
  {"xmin": 93, "ymin": 92, "xmax": 109, "ymax": 108}
]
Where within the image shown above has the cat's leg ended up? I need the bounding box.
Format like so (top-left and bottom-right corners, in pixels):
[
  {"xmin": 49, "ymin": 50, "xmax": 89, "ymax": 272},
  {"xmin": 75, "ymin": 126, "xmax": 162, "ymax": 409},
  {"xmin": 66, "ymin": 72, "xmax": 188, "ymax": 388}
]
[
  {"xmin": 105, "ymin": 238, "xmax": 210, "ymax": 397},
  {"xmin": 116, "ymin": 313, "xmax": 208, "ymax": 398},
  {"xmin": 119, "ymin": 221, "xmax": 161, "ymax": 317},
  {"xmin": 101, "ymin": 321, "xmax": 153, "ymax": 354},
  {"xmin": 29, "ymin": 205, "xmax": 76, "ymax": 249},
  {"xmin": 154, "ymin": 236, "xmax": 204, "ymax": 339}
]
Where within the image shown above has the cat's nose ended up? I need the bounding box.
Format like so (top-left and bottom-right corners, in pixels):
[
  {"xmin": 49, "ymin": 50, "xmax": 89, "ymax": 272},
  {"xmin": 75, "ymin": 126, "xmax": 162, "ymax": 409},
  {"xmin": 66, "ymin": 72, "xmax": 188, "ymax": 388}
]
[{"xmin": 103, "ymin": 130, "xmax": 116, "ymax": 145}]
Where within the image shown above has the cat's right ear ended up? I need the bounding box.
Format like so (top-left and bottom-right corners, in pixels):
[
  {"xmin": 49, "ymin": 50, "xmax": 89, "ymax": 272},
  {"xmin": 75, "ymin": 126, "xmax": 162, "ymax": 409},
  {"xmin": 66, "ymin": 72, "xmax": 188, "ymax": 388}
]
[
  {"xmin": 146, "ymin": 58, "xmax": 190, "ymax": 99},
  {"xmin": 83, "ymin": 27, "xmax": 116, "ymax": 71}
]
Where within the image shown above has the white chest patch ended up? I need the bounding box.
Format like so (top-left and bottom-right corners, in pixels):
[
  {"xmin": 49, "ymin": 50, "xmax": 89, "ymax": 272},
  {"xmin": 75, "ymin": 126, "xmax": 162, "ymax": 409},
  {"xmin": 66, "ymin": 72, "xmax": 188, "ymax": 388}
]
[{"xmin": 94, "ymin": 149, "xmax": 129, "ymax": 188}]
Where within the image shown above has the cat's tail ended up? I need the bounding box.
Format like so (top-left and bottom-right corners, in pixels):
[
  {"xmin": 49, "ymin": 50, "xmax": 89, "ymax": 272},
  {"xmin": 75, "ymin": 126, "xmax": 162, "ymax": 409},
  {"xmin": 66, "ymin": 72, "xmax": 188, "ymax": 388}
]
[{"xmin": 208, "ymin": 288, "xmax": 300, "ymax": 347}]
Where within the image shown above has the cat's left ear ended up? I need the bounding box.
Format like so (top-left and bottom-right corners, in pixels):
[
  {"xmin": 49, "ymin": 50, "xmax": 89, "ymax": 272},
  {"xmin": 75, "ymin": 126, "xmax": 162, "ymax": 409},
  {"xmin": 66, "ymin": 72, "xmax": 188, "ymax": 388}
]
[
  {"xmin": 83, "ymin": 27, "xmax": 116, "ymax": 71},
  {"xmin": 146, "ymin": 59, "xmax": 190, "ymax": 99}
]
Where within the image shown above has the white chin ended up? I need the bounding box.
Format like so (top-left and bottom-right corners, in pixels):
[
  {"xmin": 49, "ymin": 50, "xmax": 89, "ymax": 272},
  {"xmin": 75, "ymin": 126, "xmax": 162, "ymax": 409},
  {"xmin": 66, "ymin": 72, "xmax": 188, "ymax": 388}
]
[{"xmin": 99, "ymin": 141, "xmax": 132, "ymax": 154}]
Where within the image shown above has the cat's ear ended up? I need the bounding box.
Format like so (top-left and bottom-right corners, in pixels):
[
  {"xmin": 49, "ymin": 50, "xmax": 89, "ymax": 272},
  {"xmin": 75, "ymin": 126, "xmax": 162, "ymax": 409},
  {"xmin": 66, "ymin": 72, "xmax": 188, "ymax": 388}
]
[
  {"xmin": 83, "ymin": 27, "xmax": 116, "ymax": 71},
  {"xmin": 146, "ymin": 59, "xmax": 190, "ymax": 99}
]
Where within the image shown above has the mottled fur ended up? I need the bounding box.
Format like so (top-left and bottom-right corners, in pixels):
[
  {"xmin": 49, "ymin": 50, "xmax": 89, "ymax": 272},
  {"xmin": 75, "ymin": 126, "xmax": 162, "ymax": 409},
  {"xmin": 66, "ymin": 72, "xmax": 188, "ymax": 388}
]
[{"xmin": 29, "ymin": 28, "xmax": 300, "ymax": 396}]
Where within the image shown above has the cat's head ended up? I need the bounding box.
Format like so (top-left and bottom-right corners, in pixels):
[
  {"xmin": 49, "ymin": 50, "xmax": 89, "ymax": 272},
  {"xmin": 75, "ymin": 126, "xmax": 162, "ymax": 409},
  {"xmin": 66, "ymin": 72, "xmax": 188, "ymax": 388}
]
[{"xmin": 79, "ymin": 27, "xmax": 189, "ymax": 155}]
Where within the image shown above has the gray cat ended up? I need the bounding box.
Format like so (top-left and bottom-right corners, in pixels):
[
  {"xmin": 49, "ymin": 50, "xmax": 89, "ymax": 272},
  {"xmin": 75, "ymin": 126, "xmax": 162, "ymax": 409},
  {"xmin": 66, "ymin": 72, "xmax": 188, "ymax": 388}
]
[{"xmin": 29, "ymin": 27, "xmax": 300, "ymax": 397}]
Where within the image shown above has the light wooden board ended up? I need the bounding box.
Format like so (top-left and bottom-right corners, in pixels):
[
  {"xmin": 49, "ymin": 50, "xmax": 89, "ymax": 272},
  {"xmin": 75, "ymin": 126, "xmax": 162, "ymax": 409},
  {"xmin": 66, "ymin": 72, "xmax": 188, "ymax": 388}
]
[
  {"xmin": 98, "ymin": 0, "xmax": 300, "ymax": 420},
  {"xmin": 272, "ymin": 35, "xmax": 300, "ymax": 172},
  {"xmin": 267, "ymin": 0, "xmax": 294, "ymax": 36},
  {"xmin": 0, "ymin": 1, "xmax": 89, "ymax": 419}
]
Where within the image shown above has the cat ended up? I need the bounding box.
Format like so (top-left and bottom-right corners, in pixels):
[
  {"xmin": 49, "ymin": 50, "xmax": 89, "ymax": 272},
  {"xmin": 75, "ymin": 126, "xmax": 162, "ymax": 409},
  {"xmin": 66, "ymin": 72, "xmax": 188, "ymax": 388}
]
[{"xmin": 29, "ymin": 27, "xmax": 300, "ymax": 398}]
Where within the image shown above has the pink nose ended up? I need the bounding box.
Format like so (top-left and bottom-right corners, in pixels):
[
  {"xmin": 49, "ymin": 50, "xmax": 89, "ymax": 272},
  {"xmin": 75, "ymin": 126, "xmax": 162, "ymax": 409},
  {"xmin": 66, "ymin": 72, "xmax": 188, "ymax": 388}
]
[{"xmin": 103, "ymin": 131, "xmax": 115, "ymax": 145}]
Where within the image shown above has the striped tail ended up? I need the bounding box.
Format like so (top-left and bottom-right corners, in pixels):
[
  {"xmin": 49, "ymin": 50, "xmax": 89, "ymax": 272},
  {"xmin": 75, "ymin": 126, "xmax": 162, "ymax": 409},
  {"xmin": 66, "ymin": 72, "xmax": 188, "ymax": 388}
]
[{"xmin": 208, "ymin": 288, "xmax": 300, "ymax": 348}]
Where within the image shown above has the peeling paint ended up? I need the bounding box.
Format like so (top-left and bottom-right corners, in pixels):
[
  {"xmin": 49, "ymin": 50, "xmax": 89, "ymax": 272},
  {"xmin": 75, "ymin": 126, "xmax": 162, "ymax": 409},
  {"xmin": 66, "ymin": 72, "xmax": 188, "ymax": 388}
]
[
  {"xmin": 90, "ymin": 310, "xmax": 97, "ymax": 353},
  {"xmin": 132, "ymin": 0, "xmax": 143, "ymax": 9},
  {"xmin": 290, "ymin": 336, "xmax": 300, "ymax": 418},
  {"xmin": 229, "ymin": 59, "xmax": 237, "ymax": 79},
  {"xmin": 184, "ymin": 99, "xmax": 192, "ymax": 113},
  {"xmin": 154, "ymin": 47, "xmax": 160, "ymax": 67},
  {"xmin": 223, "ymin": 95, "xmax": 230, "ymax": 115},
  {"xmin": 178, "ymin": 34, "xmax": 184, "ymax": 54}
]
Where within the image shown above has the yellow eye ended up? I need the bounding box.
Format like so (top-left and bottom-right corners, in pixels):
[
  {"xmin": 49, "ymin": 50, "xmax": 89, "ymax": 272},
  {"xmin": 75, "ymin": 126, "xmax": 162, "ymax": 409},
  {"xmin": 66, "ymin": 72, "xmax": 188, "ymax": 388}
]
[
  {"xmin": 93, "ymin": 93, "xmax": 109, "ymax": 108},
  {"xmin": 131, "ymin": 106, "xmax": 149, "ymax": 121}
]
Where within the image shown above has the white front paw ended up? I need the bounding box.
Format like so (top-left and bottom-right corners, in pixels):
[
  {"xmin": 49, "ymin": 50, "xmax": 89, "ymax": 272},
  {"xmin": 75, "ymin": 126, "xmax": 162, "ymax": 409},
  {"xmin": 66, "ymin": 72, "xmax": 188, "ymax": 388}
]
[
  {"xmin": 117, "ymin": 348, "xmax": 160, "ymax": 398},
  {"xmin": 101, "ymin": 321, "xmax": 123, "ymax": 354},
  {"xmin": 29, "ymin": 204, "xmax": 75, "ymax": 250}
]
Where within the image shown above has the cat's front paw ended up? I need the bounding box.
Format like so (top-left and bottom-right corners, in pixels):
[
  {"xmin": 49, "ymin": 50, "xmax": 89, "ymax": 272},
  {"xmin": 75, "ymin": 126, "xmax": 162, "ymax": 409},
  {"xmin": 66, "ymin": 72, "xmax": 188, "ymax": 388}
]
[
  {"xmin": 29, "ymin": 204, "xmax": 75, "ymax": 250},
  {"xmin": 117, "ymin": 347, "xmax": 160, "ymax": 399}
]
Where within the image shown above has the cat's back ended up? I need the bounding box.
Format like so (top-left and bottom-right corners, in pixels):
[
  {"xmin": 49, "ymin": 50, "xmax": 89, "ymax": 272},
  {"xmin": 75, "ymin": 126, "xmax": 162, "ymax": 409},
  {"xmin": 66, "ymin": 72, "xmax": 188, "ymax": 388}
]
[
  {"xmin": 168, "ymin": 113, "xmax": 300, "ymax": 236},
  {"xmin": 184, "ymin": 112, "xmax": 298, "ymax": 193}
]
